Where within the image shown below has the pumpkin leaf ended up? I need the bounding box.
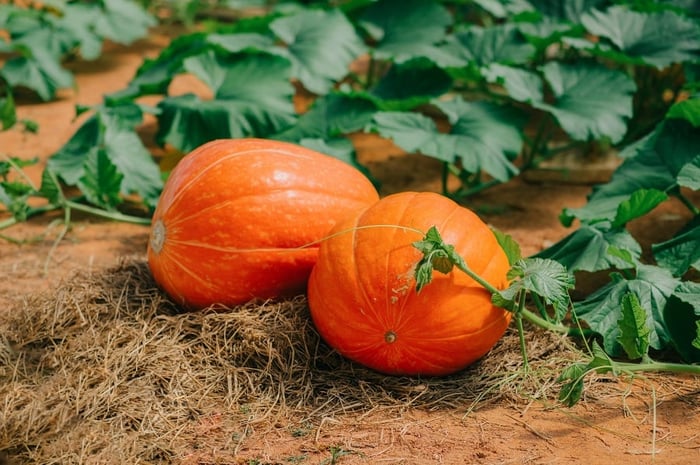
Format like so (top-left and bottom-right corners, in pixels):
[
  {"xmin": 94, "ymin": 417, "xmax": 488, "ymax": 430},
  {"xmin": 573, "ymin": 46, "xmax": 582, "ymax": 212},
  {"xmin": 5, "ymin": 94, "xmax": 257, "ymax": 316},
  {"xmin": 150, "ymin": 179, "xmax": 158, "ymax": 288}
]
[
  {"xmin": 561, "ymin": 118, "xmax": 700, "ymax": 225},
  {"xmin": 532, "ymin": 62, "xmax": 636, "ymax": 143},
  {"xmin": 663, "ymin": 281, "xmax": 700, "ymax": 363},
  {"xmin": 358, "ymin": 0, "xmax": 453, "ymax": 63},
  {"xmin": 492, "ymin": 228, "xmax": 522, "ymax": 266},
  {"xmin": 617, "ymin": 292, "xmax": 651, "ymax": 360},
  {"xmin": 580, "ymin": 6, "xmax": 700, "ymax": 69},
  {"xmin": 574, "ymin": 266, "xmax": 680, "ymax": 357},
  {"xmin": 450, "ymin": 23, "xmax": 536, "ymax": 67},
  {"xmin": 156, "ymin": 50, "xmax": 296, "ymax": 152},
  {"xmin": 371, "ymin": 98, "xmax": 523, "ymax": 182},
  {"xmin": 77, "ymin": 148, "xmax": 124, "ymax": 210},
  {"xmin": 482, "ymin": 63, "xmax": 544, "ymax": 103},
  {"xmin": 270, "ymin": 8, "xmax": 365, "ymax": 95},
  {"xmin": 652, "ymin": 216, "xmax": 700, "ymax": 276},
  {"xmin": 557, "ymin": 362, "xmax": 588, "ymax": 407},
  {"xmin": 499, "ymin": 258, "xmax": 575, "ymax": 321},
  {"xmin": 536, "ymin": 222, "xmax": 641, "ymax": 273}
]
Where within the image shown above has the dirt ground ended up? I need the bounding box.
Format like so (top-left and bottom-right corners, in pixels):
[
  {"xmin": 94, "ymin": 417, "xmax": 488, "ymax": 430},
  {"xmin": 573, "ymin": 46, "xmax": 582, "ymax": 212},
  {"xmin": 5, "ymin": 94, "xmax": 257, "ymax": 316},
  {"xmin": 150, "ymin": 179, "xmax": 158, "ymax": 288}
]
[{"xmin": 2, "ymin": 30, "xmax": 699, "ymax": 465}]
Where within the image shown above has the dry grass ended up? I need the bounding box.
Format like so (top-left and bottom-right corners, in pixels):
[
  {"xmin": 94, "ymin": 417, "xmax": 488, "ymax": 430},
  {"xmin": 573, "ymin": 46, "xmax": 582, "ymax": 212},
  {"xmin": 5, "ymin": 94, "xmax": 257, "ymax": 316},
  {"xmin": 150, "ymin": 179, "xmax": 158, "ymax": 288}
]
[{"xmin": 0, "ymin": 259, "xmax": 582, "ymax": 464}]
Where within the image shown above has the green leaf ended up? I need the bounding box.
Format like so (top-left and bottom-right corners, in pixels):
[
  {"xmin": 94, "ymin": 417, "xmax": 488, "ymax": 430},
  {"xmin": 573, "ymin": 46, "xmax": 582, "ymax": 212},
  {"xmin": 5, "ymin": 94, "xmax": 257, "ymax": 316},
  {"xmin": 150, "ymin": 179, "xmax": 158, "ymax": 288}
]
[
  {"xmin": 372, "ymin": 98, "xmax": 523, "ymax": 182},
  {"xmin": 48, "ymin": 103, "xmax": 162, "ymax": 208},
  {"xmin": 413, "ymin": 226, "xmax": 462, "ymax": 291},
  {"xmin": 0, "ymin": 90, "xmax": 16, "ymax": 130},
  {"xmin": 562, "ymin": 119, "xmax": 700, "ymax": 224},
  {"xmin": 156, "ymin": 51, "xmax": 296, "ymax": 151},
  {"xmin": 492, "ymin": 228, "xmax": 522, "ymax": 266},
  {"xmin": 93, "ymin": 0, "xmax": 156, "ymax": 46},
  {"xmin": 574, "ymin": 265, "xmax": 680, "ymax": 356},
  {"xmin": 677, "ymin": 155, "xmax": 700, "ymax": 190},
  {"xmin": 472, "ymin": 0, "xmax": 533, "ymax": 18},
  {"xmin": 581, "ymin": 6, "xmax": 700, "ymax": 69},
  {"xmin": 359, "ymin": 0, "xmax": 453, "ymax": 63},
  {"xmin": 533, "ymin": 62, "xmax": 636, "ymax": 143},
  {"xmin": 557, "ymin": 362, "xmax": 587, "ymax": 407},
  {"xmin": 270, "ymin": 9, "xmax": 365, "ymax": 94},
  {"xmin": 450, "ymin": 24, "xmax": 536, "ymax": 66},
  {"xmin": 653, "ymin": 216, "xmax": 700, "ymax": 276},
  {"xmin": 529, "ymin": 0, "xmax": 607, "ymax": 21},
  {"xmin": 273, "ymin": 93, "xmax": 377, "ymax": 141},
  {"xmin": 369, "ymin": 57, "xmax": 453, "ymax": 111},
  {"xmin": 617, "ymin": 292, "xmax": 651, "ymax": 360},
  {"xmin": 501, "ymin": 258, "xmax": 575, "ymax": 321},
  {"xmin": 666, "ymin": 97, "xmax": 700, "ymax": 127},
  {"xmin": 1, "ymin": 53, "xmax": 74, "ymax": 101},
  {"xmin": 482, "ymin": 63, "xmax": 544, "ymax": 103},
  {"xmin": 612, "ymin": 188, "xmax": 668, "ymax": 228},
  {"xmin": 664, "ymin": 281, "xmax": 700, "ymax": 362},
  {"xmin": 536, "ymin": 222, "xmax": 641, "ymax": 272},
  {"xmin": 78, "ymin": 148, "xmax": 124, "ymax": 210},
  {"xmin": 108, "ymin": 33, "xmax": 210, "ymax": 101},
  {"xmin": 38, "ymin": 168, "xmax": 62, "ymax": 205}
]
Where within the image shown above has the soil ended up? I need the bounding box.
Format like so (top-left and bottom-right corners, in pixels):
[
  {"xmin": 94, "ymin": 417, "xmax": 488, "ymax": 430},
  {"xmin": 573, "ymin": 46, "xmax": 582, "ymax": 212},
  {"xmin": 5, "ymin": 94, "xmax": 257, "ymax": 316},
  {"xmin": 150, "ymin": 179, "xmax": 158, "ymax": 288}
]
[{"xmin": 1, "ymin": 29, "xmax": 699, "ymax": 465}]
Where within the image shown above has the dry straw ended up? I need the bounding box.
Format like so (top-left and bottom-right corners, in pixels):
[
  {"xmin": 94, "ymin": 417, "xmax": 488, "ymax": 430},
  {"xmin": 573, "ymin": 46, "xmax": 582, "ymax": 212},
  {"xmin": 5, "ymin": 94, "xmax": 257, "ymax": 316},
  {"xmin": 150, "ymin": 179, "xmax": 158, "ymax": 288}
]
[{"xmin": 1, "ymin": 259, "xmax": 579, "ymax": 464}]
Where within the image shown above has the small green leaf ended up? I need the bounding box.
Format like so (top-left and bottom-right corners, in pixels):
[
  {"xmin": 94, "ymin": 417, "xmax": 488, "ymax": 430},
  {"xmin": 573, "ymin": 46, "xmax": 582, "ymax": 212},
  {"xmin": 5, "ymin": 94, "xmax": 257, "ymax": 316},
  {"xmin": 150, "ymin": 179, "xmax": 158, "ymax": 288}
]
[
  {"xmin": 492, "ymin": 228, "xmax": 522, "ymax": 266},
  {"xmin": 557, "ymin": 362, "xmax": 587, "ymax": 407},
  {"xmin": 653, "ymin": 216, "xmax": 700, "ymax": 276},
  {"xmin": 78, "ymin": 148, "xmax": 124, "ymax": 210},
  {"xmin": 38, "ymin": 168, "xmax": 62, "ymax": 205},
  {"xmin": 612, "ymin": 188, "xmax": 668, "ymax": 228},
  {"xmin": 666, "ymin": 97, "xmax": 700, "ymax": 127},
  {"xmin": 617, "ymin": 292, "xmax": 651, "ymax": 360},
  {"xmin": 504, "ymin": 258, "xmax": 575, "ymax": 321},
  {"xmin": 413, "ymin": 226, "xmax": 467, "ymax": 291},
  {"xmin": 0, "ymin": 90, "xmax": 16, "ymax": 130}
]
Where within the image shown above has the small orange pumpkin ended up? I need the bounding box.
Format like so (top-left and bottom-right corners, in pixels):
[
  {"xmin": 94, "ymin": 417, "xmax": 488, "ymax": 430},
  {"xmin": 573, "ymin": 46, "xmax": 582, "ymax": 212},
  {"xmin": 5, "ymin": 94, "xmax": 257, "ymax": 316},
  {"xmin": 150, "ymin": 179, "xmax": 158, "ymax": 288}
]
[
  {"xmin": 147, "ymin": 138, "xmax": 379, "ymax": 309},
  {"xmin": 307, "ymin": 191, "xmax": 511, "ymax": 376}
]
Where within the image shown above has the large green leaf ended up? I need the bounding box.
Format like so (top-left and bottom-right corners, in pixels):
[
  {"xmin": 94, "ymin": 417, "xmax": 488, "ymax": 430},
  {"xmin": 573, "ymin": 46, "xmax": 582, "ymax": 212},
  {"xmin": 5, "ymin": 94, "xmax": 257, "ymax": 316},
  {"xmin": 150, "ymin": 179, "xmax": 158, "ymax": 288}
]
[
  {"xmin": 108, "ymin": 33, "xmax": 210, "ymax": 101},
  {"xmin": 562, "ymin": 119, "xmax": 700, "ymax": 224},
  {"xmin": 581, "ymin": 6, "xmax": 700, "ymax": 69},
  {"xmin": 273, "ymin": 93, "xmax": 377, "ymax": 141},
  {"xmin": 270, "ymin": 8, "xmax": 365, "ymax": 94},
  {"xmin": 533, "ymin": 62, "xmax": 636, "ymax": 143},
  {"xmin": 372, "ymin": 97, "xmax": 523, "ymax": 182},
  {"xmin": 536, "ymin": 222, "xmax": 641, "ymax": 272},
  {"xmin": 358, "ymin": 0, "xmax": 453, "ymax": 63},
  {"xmin": 93, "ymin": 0, "xmax": 156, "ymax": 46},
  {"xmin": 368, "ymin": 57, "xmax": 453, "ymax": 110},
  {"xmin": 677, "ymin": 155, "xmax": 700, "ymax": 190},
  {"xmin": 574, "ymin": 265, "xmax": 680, "ymax": 356},
  {"xmin": 155, "ymin": 50, "xmax": 296, "ymax": 152},
  {"xmin": 450, "ymin": 24, "xmax": 536, "ymax": 66}
]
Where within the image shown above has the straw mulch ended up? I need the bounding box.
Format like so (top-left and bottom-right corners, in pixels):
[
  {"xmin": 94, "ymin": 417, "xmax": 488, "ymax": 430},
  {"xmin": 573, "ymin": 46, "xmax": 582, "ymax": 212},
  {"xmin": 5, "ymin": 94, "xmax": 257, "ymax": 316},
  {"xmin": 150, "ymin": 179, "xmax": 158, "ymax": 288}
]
[{"xmin": 0, "ymin": 259, "xmax": 579, "ymax": 464}]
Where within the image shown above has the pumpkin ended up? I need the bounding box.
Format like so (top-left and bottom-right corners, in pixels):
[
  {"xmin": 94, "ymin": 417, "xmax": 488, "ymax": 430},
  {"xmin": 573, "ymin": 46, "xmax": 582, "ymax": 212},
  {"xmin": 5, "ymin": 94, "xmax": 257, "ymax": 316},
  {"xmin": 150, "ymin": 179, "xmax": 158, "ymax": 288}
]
[
  {"xmin": 307, "ymin": 191, "xmax": 511, "ymax": 376},
  {"xmin": 147, "ymin": 138, "xmax": 379, "ymax": 309}
]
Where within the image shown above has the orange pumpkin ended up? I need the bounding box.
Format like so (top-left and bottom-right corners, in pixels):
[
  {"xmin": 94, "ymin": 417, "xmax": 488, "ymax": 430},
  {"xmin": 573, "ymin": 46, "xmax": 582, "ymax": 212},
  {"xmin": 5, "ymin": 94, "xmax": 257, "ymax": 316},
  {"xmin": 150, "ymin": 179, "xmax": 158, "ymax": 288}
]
[
  {"xmin": 307, "ymin": 191, "xmax": 511, "ymax": 376},
  {"xmin": 147, "ymin": 138, "xmax": 379, "ymax": 309}
]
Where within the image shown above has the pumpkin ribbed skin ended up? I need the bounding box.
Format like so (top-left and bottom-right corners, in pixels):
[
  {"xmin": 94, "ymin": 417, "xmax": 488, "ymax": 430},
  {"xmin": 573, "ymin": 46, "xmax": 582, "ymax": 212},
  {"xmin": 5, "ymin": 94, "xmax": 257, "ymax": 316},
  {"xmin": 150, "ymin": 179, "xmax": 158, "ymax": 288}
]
[
  {"xmin": 147, "ymin": 138, "xmax": 379, "ymax": 309},
  {"xmin": 308, "ymin": 191, "xmax": 511, "ymax": 376}
]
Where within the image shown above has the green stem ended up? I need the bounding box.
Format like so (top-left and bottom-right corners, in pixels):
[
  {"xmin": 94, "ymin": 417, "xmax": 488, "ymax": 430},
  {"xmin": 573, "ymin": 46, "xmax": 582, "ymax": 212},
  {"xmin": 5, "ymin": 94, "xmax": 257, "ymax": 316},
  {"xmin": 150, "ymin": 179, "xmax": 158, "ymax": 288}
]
[
  {"xmin": 515, "ymin": 288, "xmax": 530, "ymax": 372},
  {"xmin": 64, "ymin": 200, "xmax": 152, "ymax": 225},
  {"xmin": 454, "ymin": 178, "xmax": 501, "ymax": 199},
  {"xmin": 453, "ymin": 261, "xmax": 500, "ymax": 296},
  {"xmin": 521, "ymin": 308, "xmax": 592, "ymax": 337},
  {"xmin": 601, "ymin": 360, "xmax": 700, "ymax": 376}
]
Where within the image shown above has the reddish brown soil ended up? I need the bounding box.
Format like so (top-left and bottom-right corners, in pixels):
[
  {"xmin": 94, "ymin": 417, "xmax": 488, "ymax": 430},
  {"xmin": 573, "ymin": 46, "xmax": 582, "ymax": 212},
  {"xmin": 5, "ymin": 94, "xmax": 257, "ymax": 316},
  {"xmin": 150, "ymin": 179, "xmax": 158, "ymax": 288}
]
[{"xmin": 1, "ymin": 30, "xmax": 699, "ymax": 464}]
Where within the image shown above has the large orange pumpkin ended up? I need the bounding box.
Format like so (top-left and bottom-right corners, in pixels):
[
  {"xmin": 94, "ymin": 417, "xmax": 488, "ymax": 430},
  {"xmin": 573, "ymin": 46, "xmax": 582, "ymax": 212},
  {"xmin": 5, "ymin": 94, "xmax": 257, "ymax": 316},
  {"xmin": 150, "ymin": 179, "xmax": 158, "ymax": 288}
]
[
  {"xmin": 307, "ymin": 191, "xmax": 511, "ymax": 376},
  {"xmin": 147, "ymin": 138, "xmax": 379, "ymax": 309}
]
